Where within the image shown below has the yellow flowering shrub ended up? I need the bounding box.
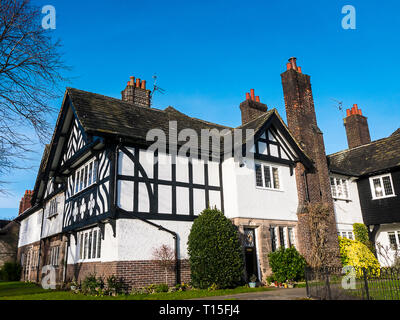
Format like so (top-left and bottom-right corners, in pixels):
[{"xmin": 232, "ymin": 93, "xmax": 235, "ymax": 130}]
[{"xmin": 338, "ymin": 237, "xmax": 380, "ymax": 277}]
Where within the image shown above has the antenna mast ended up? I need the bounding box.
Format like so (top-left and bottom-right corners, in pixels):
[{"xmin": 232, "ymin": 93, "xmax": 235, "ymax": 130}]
[{"xmin": 150, "ymin": 74, "xmax": 166, "ymax": 106}]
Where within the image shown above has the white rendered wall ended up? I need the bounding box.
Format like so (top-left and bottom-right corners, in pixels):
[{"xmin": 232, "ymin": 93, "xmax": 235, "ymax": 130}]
[
  {"xmin": 18, "ymin": 209, "xmax": 42, "ymax": 247},
  {"xmin": 41, "ymin": 192, "xmax": 65, "ymax": 239},
  {"xmin": 117, "ymin": 219, "xmax": 192, "ymax": 261},
  {"xmin": 375, "ymin": 223, "xmax": 400, "ymax": 267},
  {"xmin": 222, "ymin": 157, "xmax": 298, "ymax": 221},
  {"xmin": 332, "ymin": 175, "xmax": 364, "ymax": 233}
]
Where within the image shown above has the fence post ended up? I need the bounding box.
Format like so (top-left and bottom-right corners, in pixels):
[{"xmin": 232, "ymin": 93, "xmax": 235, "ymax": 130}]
[
  {"xmin": 325, "ymin": 270, "xmax": 332, "ymax": 300},
  {"xmin": 362, "ymin": 268, "xmax": 370, "ymax": 300},
  {"xmin": 305, "ymin": 267, "xmax": 310, "ymax": 298}
]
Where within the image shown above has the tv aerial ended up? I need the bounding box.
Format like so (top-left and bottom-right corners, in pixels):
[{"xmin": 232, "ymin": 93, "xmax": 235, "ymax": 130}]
[
  {"xmin": 330, "ymin": 98, "xmax": 345, "ymax": 117},
  {"xmin": 150, "ymin": 74, "xmax": 166, "ymax": 106}
]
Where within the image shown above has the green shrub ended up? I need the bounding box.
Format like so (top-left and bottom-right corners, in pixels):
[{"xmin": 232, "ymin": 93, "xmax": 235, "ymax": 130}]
[
  {"xmin": 0, "ymin": 262, "xmax": 22, "ymax": 281},
  {"xmin": 353, "ymin": 223, "xmax": 376, "ymax": 255},
  {"xmin": 268, "ymin": 247, "xmax": 306, "ymax": 283},
  {"xmin": 81, "ymin": 273, "xmax": 104, "ymax": 295},
  {"xmin": 187, "ymin": 208, "xmax": 244, "ymax": 289},
  {"xmin": 338, "ymin": 236, "xmax": 380, "ymax": 272},
  {"xmin": 155, "ymin": 283, "xmax": 169, "ymax": 293},
  {"xmin": 105, "ymin": 275, "xmax": 125, "ymax": 295}
]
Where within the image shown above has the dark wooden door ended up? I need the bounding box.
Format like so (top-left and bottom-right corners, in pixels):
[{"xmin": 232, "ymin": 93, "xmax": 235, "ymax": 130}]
[{"xmin": 244, "ymin": 228, "xmax": 258, "ymax": 281}]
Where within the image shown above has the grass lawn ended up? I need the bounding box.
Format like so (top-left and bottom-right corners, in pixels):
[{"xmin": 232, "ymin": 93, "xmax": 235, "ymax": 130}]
[{"xmin": 0, "ymin": 281, "xmax": 273, "ymax": 300}]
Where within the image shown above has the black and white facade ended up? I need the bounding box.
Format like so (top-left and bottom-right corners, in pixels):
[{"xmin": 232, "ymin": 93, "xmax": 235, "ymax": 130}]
[{"xmin": 15, "ymin": 69, "xmax": 400, "ymax": 288}]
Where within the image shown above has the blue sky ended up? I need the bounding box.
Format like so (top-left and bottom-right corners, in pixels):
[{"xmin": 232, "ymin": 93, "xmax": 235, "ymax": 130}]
[{"xmin": 0, "ymin": 0, "xmax": 399, "ymax": 219}]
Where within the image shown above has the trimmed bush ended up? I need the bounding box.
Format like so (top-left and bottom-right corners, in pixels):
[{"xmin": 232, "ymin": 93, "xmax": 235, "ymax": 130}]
[
  {"xmin": 187, "ymin": 208, "xmax": 244, "ymax": 289},
  {"xmin": 268, "ymin": 247, "xmax": 306, "ymax": 283},
  {"xmin": 0, "ymin": 262, "xmax": 22, "ymax": 281},
  {"xmin": 338, "ymin": 236, "xmax": 380, "ymax": 271}
]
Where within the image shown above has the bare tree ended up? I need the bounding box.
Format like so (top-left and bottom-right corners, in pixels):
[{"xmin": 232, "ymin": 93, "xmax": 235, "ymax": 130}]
[
  {"xmin": 152, "ymin": 244, "xmax": 175, "ymax": 284},
  {"xmin": 0, "ymin": 0, "xmax": 67, "ymax": 193}
]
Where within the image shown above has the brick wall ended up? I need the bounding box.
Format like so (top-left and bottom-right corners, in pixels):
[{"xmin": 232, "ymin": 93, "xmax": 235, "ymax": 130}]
[{"xmin": 65, "ymin": 259, "xmax": 190, "ymax": 290}]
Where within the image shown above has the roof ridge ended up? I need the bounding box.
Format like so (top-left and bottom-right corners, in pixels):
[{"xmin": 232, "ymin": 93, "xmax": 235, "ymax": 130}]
[
  {"xmin": 328, "ymin": 133, "xmax": 399, "ymax": 158},
  {"xmin": 67, "ymin": 87, "xmax": 167, "ymax": 114},
  {"xmin": 235, "ymin": 108, "xmax": 275, "ymax": 129}
]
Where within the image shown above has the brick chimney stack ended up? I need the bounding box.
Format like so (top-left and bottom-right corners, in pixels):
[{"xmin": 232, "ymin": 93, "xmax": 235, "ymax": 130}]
[
  {"xmin": 121, "ymin": 76, "xmax": 151, "ymax": 108},
  {"xmin": 18, "ymin": 190, "xmax": 33, "ymax": 215},
  {"xmin": 239, "ymin": 89, "xmax": 268, "ymax": 125},
  {"xmin": 281, "ymin": 57, "xmax": 340, "ymax": 267},
  {"xmin": 344, "ymin": 104, "xmax": 371, "ymax": 149}
]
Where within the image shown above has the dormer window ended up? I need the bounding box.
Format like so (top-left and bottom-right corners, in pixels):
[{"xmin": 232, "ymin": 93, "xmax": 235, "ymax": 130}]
[{"xmin": 369, "ymin": 174, "xmax": 395, "ymax": 200}]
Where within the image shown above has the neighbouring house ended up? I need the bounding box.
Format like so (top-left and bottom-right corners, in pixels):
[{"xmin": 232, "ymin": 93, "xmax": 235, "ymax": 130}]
[
  {"xmin": 14, "ymin": 57, "xmax": 399, "ymax": 289},
  {"xmin": 328, "ymin": 109, "xmax": 400, "ymax": 266},
  {"xmin": 0, "ymin": 189, "xmax": 33, "ymax": 268}
]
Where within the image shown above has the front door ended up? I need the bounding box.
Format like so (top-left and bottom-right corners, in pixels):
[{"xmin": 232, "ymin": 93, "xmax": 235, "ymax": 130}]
[{"xmin": 244, "ymin": 228, "xmax": 258, "ymax": 281}]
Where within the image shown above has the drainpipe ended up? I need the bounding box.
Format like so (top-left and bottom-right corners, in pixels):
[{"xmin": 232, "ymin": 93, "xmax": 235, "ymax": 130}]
[
  {"xmin": 63, "ymin": 235, "xmax": 70, "ymax": 283},
  {"xmin": 36, "ymin": 206, "xmax": 45, "ymax": 283}
]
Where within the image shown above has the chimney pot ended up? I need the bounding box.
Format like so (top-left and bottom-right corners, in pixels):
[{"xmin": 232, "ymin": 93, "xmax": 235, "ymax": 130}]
[
  {"xmin": 286, "ymin": 62, "xmax": 292, "ymax": 70},
  {"xmin": 130, "ymin": 76, "xmax": 135, "ymax": 86},
  {"xmin": 346, "ymin": 109, "xmax": 351, "ymax": 117},
  {"xmin": 250, "ymin": 89, "xmax": 255, "ymax": 101},
  {"xmin": 288, "ymin": 57, "xmax": 297, "ymax": 71},
  {"xmin": 297, "ymin": 66, "xmax": 302, "ymax": 73},
  {"xmin": 136, "ymin": 78, "xmax": 141, "ymax": 88},
  {"xmin": 255, "ymin": 96, "xmax": 260, "ymax": 102},
  {"xmin": 246, "ymin": 92, "xmax": 250, "ymax": 100},
  {"xmin": 141, "ymin": 80, "xmax": 146, "ymax": 89}
]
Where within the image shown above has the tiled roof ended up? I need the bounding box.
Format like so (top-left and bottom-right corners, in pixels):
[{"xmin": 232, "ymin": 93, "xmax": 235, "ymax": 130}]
[{"xmin": 328, "ymin": 130, "xmax": 400, "ymax": 176}]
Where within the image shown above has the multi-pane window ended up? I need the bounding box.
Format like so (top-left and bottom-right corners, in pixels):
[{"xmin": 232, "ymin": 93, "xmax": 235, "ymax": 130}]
[
  {"xmin": 255, "ymin": 163, "xmax": 281, "ymax": 190},
  {"xmin": 388, "ymin": 231, "xmax": 400, "ymax": 250},
  {"xmin": 370, "ymin": 174, "xmax": 395, "ymax": 199},
  {"xmin": 49, "ymin": 246, "xmax": 60, "ymax": 267},
  {"xmin": 74, "ymin": 158, "xmax": 98, "ymax": 195},
  {"xmin": 47, "ymin": 198, "xmax": 58, "ymax": 218},
  {"xmin": 270, "ymin": 226, "xmax": 277, "ymax": 252},
  {"xmin": 330, "ymin": 177, "xmax": 349, "ymax": 199},
  {"xmin": 339, "ymin": 231, "xmax": 354, "ymax": 240},
  {"xmin": 288, "ymin": 227, "xmax": 296, "ymax": 248},
  {"xmin": 79, "ymin": 228, "xmax": 101, "ymax": 261},
  {"xmin": 279, "ymin": 226, "xmax": 285, "ymax": 248}
]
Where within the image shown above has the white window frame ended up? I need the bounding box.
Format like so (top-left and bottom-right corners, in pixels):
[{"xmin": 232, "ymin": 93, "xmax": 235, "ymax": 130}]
[
  {"xmin": 255, "ymin": 163, "xmax": 282, "ymax": 191},
  {"xmin": 330, "ymin": 176, "xmax": 350, "ymax": 200},
  {"xmin": 388, "ymin": 231, "xmax": 400, "ymax": 251},
  {"xmin": 74, "ymin": 158, "xmax": 98, "ymax": 195},
  {"xmin": 369, "ymin": 173, "xmax": 396, "ymax": 200},
  {"xmin": 78, "ymin": 227, "xmax": 102, "ymax": 262}
]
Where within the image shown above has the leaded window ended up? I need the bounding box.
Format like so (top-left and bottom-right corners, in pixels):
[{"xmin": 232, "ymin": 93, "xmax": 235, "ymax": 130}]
[
  {"xmin": 370, "ymin": 174, "xmax": 395, "ymax": 199},
  {"xmin": 79, "ymin": 228, "xmax": 102, "ymax": 261},
  {"xmin": 255, "ymin": 163, "xmax": 281, "ymax": 190},
  {"xmin": 74, "ymin": 158, "xmax": 98, "ymax": 195}
]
